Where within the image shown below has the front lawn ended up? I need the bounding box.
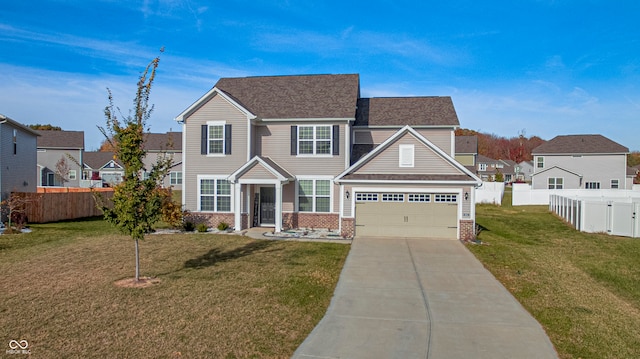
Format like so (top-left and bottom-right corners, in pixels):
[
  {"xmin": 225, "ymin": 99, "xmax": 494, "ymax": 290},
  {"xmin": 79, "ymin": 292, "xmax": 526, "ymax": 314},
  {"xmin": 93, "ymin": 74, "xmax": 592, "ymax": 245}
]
[
  {"xmin": 469, "ymin": 190, "xmax": 640, "ymax": 359},
  {"xmin": 0, "ymin": 219, "xmax": 349, "ymax": 358}
]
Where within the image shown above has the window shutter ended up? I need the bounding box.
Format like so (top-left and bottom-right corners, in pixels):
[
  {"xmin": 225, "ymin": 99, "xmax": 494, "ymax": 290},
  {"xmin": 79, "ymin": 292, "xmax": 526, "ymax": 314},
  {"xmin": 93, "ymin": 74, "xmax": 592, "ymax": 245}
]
[
  {"xmin": 201, "ymin": 125, "xmax": 208, "ymax": 155},
  {"xmin": 224, "ymin": 124, "xmax": 232, "ymax": 155},
  {"xmin": 290, "ymin": 126, "xmax": 297, "ymax": 155},
  {"xmin": 332, "ymin": 125, "xmax": 340, "ymax": 155}
]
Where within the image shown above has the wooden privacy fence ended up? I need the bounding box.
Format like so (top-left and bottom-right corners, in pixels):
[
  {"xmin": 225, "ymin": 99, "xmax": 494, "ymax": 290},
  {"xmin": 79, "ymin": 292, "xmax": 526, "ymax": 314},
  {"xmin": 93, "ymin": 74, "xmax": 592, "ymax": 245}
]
[{"xmin": 13, "ymin": 188, "xmax": 114, "ymax": 223}]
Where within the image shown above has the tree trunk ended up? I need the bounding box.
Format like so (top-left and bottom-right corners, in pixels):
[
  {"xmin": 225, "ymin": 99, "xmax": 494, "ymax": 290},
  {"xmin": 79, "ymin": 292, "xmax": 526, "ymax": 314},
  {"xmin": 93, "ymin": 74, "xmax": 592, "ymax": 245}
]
[{"xmin": 135, "ymin": 238, "xmax": 140, "ymax": 281}]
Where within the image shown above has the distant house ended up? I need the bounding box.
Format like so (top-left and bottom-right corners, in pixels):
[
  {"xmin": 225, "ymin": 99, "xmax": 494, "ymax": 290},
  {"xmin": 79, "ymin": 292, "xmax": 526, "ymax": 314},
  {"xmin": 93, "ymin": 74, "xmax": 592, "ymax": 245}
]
[
  {"xmin": 143, "ymin": 132, "xmax": 182, "ymax": 190},
  {"xmin": 0, "ymin": 114, "xmax": 39, "ymax": 201},
  {"xmin": 36, "ymin": 130, "xmax": 84, "ymax": 187},
  {"xmin": 531, "ymin": 134, "xmax": 629, "ymax": 190},
  {"xmin": 516, "ymin": 161, "xmax": 534, "ymax": 182},
  {"xmin": 455, "ymin": 136, "xmax": 478, "ymax": 173},
  {"xmin": 476, "ymin": 155, "xmax": 517, "ymax": 182},
  {"xmin": 83, "ymin": 151, "xmax": 124, "ymax": 187}
]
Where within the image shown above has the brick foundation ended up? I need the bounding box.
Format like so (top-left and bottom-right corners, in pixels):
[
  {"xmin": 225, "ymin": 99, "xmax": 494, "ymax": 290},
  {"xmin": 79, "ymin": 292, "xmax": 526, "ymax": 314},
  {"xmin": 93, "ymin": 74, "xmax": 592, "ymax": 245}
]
[
  {"xmin": 184, "ymin": 212, "xmax": 235, "ymax": 229},
  {"xmin": 459, "ymin": 219, "xmax": 475, "ymax": 241},
  {"xmin": 341, "ymin": 218, "xmax": 355, "ymax": 238},
  {"xmin": 282, "ymin": 212, "xmax": 339, "ymax": 231}
]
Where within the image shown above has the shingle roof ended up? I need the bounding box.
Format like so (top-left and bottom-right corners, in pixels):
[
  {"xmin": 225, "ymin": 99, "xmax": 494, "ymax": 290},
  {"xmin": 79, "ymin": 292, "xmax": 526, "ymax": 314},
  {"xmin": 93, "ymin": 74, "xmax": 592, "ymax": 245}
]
[
  {"xmin": 0, "ymin": 113, "xmax": 40, "ymax": 136},
  {"xmin": 37, "ymin": 130, "xmax": 84, "ymax": 149},
  {"xmin": 215, "ymin": 74, "xmax": 359, "ymax": 119},
  {"xmin": 144, "ymin": 132, "xmax": 182, "ymax": 151},
  {"xmin": 83, "ymin": 151, "xmax": 122, "ymax": 169},
  {"xmin": 532, "ymin": 134, "xmax": 629, "ymax": 154},
  {"xmin": 455, "ymin": 136, "xmax": 477, "ymax": 154},
  {"xmin": 354, "ymin": 97, "xmax": 459, "ymax": 127}
]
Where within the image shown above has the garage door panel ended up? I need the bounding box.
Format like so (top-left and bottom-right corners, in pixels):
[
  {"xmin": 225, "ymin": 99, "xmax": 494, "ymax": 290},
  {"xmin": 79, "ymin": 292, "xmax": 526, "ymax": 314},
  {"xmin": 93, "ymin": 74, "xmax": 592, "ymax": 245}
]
[{"xmin": 355, "ymin": 198, "xmax": 458, "ymax": 239}]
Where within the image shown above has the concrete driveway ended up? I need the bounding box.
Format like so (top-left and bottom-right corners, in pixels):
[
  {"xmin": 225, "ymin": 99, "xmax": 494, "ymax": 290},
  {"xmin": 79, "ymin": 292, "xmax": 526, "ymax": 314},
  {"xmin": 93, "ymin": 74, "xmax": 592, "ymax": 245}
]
[{"xmin": 292, "ymin": 237, "xmax": 558, "ymax": 359}]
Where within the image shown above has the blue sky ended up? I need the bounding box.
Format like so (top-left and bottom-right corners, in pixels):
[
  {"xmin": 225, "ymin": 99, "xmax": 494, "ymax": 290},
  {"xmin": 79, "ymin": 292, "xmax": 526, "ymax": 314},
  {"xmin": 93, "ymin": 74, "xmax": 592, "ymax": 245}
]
[{"xmin": 1, "ymin": 0, "xmax": 639, "ymax": 151}]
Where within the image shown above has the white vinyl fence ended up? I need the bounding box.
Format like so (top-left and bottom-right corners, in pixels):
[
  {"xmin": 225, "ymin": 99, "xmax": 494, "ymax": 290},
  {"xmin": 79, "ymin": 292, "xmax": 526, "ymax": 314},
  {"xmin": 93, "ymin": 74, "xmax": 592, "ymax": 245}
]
[
  {"xmin": 476, "ymin": 182, "xmax": 505, "ymax": 205},
  {"xmin": 550, "ymin": 194, "xmax": 640, "ymax": 238},
  {"xmin": 513, "ymin": 183, "xmax": 640, "ymax": 206}
]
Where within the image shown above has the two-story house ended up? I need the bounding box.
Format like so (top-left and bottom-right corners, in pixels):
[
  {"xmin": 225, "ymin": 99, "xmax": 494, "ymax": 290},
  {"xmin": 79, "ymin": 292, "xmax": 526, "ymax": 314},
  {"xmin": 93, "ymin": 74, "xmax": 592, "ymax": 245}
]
[
  {"xmin": 143, "ymin": 132, "xmax": 183, "ymax": 190},
  {"xmin": 175, "ymin": 74, "xmax": 481, "ymax": 239},
  {"xmin": 36, "ymin": 130, "xmax": 84, "ymax": 187},
  {"xmin": 454, "ymin": 135, "xmax": 478, "ymax": 174},
  {"xmin": 83, "ymin": 151, "xmax": 124, "ymax": 187},
  {"xmin": 0, "ymin": 114, "xmax": 39, "ymax": 202},
  {"xmin": 531, "ymin": 134, "xmax": 629, "ymax": 190}
]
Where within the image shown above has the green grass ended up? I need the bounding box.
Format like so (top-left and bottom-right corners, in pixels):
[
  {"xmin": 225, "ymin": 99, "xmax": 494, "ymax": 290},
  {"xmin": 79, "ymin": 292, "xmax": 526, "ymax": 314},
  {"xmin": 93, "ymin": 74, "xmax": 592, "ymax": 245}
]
[
  {"xmin": 0, "ymin": 219, "xmax": 349, "ymax": 358},
  {"xmin": 468, "ymin": 188, "xmax": 640, "ymax": 359}
]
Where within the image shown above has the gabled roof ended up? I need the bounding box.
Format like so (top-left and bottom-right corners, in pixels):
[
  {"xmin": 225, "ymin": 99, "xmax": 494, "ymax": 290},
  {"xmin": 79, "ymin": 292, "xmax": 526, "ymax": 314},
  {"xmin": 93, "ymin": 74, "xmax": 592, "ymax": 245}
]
[
  {"xmin": 37, "ymin": 130, "xmax": 84, "ymax": 149},
  {"xmin": 531, "ymin": 165, "xmax": 582, "ymax": 178},
  {"xmin": 336, "ymin": 126, "xmax": 481, "ymax": 184},
  {"xmin": 455, "ymin": 135, "xmax": 477, "ymax": 154},
  {"xmin": 83, "ymin": 151, "xmax": 123, "ymax": 170},
  {"xmin": 228, "ymin": 156, "xmax": 294, "ymax": 183},
  {"xmin": 0, "ymin": 114, "xmax": 40, "ymax": 136},
  {"xmin": 532, "ymin": 134, "xmax": 629, "ymax": 154},
  {"xmin": 627, "ymin": 167, "xmax": 637, "ymax": 177},
  {"xmin": 354, "ymin": 97, "xmax": 459, "ymax": 127},
  {"xmin": 477, "ymin": 154, "xmax": 500, "ymax": 164},
  {"xmin": 176, "ymin": 74, "xmax": 360, "ymax": 122},
  {"xmin": 144, "ymin": 132, "xmax": 182, "ymax": 152}
]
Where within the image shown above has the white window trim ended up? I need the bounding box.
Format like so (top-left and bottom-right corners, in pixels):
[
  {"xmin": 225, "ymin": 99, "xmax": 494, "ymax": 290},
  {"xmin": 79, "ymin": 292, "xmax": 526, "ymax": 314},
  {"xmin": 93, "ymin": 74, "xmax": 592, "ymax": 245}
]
[
  {"xmin": 197, "ymin": 175, "xmax": 233, "ymax": 212},
  {"xmin": 69, "ymin": 170, "xmax": 77, "ymax": 180},
  {"xmin": 170, "ymin": 171, "xmax": 183, "ymax": 185},
  {"xmin": 296, "ymin": 125, "xmax": 333, "ymax": 157},
  {"xmin": 206, "ymin": 121, "xmax": 226, "ymax": 157},
  {"xmin": 296, "ymin": 176, "xmax": 333, "ymax": 213},
  {"xmin": 548, "ymin": 177, "xmax": 564, "ymax": 189},
  {"xmin": 479, "ymin": 163, "xmax": 487, "ymax": 171},
  {"xmin": 537, "ymin": 156, "xmax": 544, "ymax": 169},
  {"xmin": 398, "ymin": 144, "xmax": 414, "ymax": 168},
  {"xmin": 611, "ymin": 179, "xmax": 619, "ymax": 189},
  {"xmin": 585, "ymin": 181, "xmax": 601, "ymax": 189}
]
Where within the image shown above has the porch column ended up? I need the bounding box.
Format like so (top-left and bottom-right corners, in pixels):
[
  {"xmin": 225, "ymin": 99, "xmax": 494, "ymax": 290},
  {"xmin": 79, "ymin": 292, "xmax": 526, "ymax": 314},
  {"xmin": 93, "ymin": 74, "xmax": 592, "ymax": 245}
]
[
  {"xmin": 234, "ymin": 183, "xmax": 242, "ymax": 231},
  {"xmin": 275, "ymin": 182, "xmax": 282, "ymax": 233}
]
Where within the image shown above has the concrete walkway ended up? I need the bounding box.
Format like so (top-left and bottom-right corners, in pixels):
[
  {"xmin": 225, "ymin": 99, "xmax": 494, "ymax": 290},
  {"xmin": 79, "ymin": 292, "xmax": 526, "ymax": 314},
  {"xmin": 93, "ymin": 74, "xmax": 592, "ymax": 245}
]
[{"xmin": 292, "ymin": 237, "xmax": 558, "ymax": 359}]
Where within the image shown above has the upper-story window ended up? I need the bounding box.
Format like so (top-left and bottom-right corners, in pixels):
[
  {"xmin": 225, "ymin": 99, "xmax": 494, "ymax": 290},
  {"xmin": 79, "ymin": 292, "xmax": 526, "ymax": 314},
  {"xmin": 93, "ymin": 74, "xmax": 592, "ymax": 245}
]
[
  {"xmin": 201, "ymin": 122, "xmax": 231, "ymax": 155},
  {"xmin": 13, "ymin": 129, "xmax": 17, "ymax": 155},
  {"xmin": 479, "ymin": 163, "xmax": 487, "ymax": 171},
  {"xmin": 537, "ymin": 156, "xmax": 544, "ymax": 168},
  {"xmin": 611, "ymin": 179, "xmax": 619, "ymax": 189},
  {"xmin": 291, "ymin": 125, "xmax": 339, "ymax": 156}
]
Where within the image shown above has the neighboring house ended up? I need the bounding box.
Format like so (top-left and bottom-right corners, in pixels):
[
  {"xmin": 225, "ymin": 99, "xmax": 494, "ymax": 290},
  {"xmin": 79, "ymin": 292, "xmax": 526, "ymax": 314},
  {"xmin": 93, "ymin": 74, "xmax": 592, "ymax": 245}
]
[
  {"xmin": 175, "ymin": 74, "xmax": 481, "ymax": 239},
  {"xmin": 0, "ymin": 114, "xmax": 39, "ymax": 201},
  {"xmin": 476, "ymin": 155, "xmax": 517, "ymax": 182},
  {"xmin": 83, "ymin": 151, "xmax": 124, "ymax": 187},
  {"xmin": 516, "ymin": 161, "xmax": 534, "ymax": 182},
  {"xmin": 531, "ymin": 134, "xmax": 629, "ymax": 190},
  {"xmin": 627, "ymin": 166, "xmax": 638, "ymax": 186},
  {"xmin": 455, "ymin": 136, "xmax": 478, "ymax": 173},
  {"xmin": 36, "ymin": 130, "xmax": 84, "ymax": 187},
  {"xmin": 143, "ymin": 132, "xmax": 182, "ymax": 190}
]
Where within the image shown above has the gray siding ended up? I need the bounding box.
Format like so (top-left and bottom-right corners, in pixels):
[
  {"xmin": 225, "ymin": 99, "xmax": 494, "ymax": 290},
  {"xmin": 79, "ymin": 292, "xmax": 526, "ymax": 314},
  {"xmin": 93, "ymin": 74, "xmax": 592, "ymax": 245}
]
[
  {"xmin": 533, "ymin": 154, "xmax": 628, "ymax": 189},
  {"xmin": 0, "ymin": 123, "xmax": 37, "ymax": 200},
  {"xmin": 353, "ymin": 128, "xmax": 452, "ymax": 154},
  {"xmin": 37, "ymin": 148, "xmax": 83, "ymax": 187},
  {"xmin": 357, "ymin": 133, "xmax": 460, "ymax": 175},
  {"xmin": 532, "ymin": 167, "xmax": 582, "ymax": 190},
  {"xmin": 183, "ymin": 94, "xmax": 249, "ymax": 210},
  {"xmin": 254, "ymin": 123, "xmax": 347, "ymax": 176},
  {"xmin": 144, "ymin": 151, "xmax": 182, "ymax": 190}
]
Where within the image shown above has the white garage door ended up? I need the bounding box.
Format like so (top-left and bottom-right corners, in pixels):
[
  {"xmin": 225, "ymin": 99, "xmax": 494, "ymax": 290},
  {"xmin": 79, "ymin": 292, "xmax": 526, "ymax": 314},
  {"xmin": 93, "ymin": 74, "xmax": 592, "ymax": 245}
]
[{"xmin": 355, "ymin": 193, "xmax": 458, "ymax": 239}]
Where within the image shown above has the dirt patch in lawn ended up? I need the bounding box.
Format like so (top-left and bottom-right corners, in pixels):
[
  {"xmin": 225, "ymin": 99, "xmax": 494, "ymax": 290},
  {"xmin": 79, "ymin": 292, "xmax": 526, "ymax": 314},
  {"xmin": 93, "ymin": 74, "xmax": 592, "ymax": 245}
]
[{"xmin": 114, "ymin": 276, "xmax": 161, "ymax": 288}]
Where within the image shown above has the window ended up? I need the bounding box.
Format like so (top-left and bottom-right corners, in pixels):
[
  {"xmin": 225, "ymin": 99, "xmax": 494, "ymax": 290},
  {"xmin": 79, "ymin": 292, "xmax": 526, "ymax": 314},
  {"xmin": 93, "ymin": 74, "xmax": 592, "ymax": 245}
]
[
  {"xmin": 399, "ymin": 144, "xmax": 414, "ymax": 167},
  {"xmin": 382, "ymin": 193, "xmax": 404, "ymax": 202},
  {"xmin": 13, "ymin": 129, "xmax": 17, "ymax": 155},
  {"xmin": 142, "ymin": 171, "xmax": 150, "ymax": 180},
  {"xmin": 585, "ymin": 182, "xmax": 600, "ymax": 189},
  {"xmin": 298, "ymin": 125, "xmax": 331, "ymax": 155},
  {"xmin": 298, "ymin": 179, "xmax": 330, "ymax": 212},
  {"xmin": 170, "ymin": 171, "xmax": 182, "ymax": 185},
  {"xmin": 434, "ymin": 194, "xmax": 457, "ymax": 202},
  {"xmin": 548, "ymin": 177, "xmax": 563, "ymax": 189},
  {"xmin": 537, "ymin": 157, "xmax": 544, "ymax": 168},
  {"xmin": 201, "ymin": 122, "xmax": 231, "ymax": 155},
  {"xmin": 611, "ymin": 179, "xmax": 619, "ymax": 189},
  {"xmin": 408, "ymin": 194, "xmax": 430, "ymax": 202},
  {"xmin": 479, "ymin": 163, "xmax": 487, "ymax": 171},
  {"xmin": 200, "ymin": 178, "xmax": 231, "ymax": 212},
  {"xmin": 69, "ymin": 170, "xmax": 77, "ymax": 181},
  {"xmin": 355, "ymin": 193, "xmax": 378, "ymax": 202}
]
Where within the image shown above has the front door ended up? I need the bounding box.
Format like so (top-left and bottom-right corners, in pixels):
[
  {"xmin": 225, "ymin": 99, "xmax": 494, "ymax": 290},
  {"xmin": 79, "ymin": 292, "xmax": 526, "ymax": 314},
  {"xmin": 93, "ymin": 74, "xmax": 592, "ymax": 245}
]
[{"xmin": 259, "ymin": 187, "xmax": 275, "ymax": 225}]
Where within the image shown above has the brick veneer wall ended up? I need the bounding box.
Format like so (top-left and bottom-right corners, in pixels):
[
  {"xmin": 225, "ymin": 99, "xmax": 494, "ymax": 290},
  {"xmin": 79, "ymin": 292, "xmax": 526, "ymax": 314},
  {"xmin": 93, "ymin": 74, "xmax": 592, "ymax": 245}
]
[
  {"xmin": 341, "ymin": 218, "xmax": 354, "ymax": 238},
  {"xmin": 459, "ymin": 219, "xmax": 475, "ymax": 241},
  {"xmin": 185, "ymin": 212, "xmax": 235, "ymax": 229},
  {"xmin": 282, "ymin": 212, "xmax": 339, "ymax": 231}
]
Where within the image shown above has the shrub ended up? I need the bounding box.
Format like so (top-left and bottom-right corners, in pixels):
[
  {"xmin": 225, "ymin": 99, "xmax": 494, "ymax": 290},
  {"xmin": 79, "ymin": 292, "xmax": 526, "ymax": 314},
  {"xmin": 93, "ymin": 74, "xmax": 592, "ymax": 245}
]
[
  {"xmin": 217, "ymin": 222, "xmax": 229, "ymax": 231},
  {"xmin": 196, "ymin": 223, "xmax": 208, "ymax": 233},
  {"xmin": 183, "ymin": 221, "xmax": 195, "ymax": 232}
]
